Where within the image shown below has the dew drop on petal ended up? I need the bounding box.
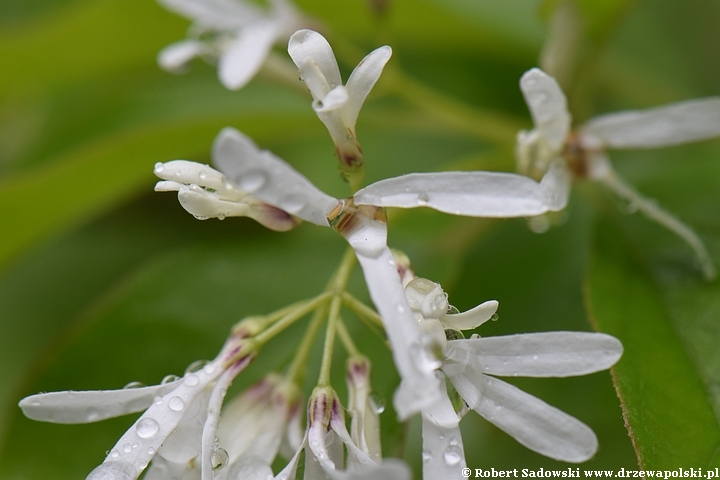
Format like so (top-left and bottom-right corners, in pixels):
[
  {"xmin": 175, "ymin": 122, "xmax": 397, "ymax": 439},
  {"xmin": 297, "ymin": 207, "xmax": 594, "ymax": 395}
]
[
  {"xmin": 198, "ymin": 170, "xmax": 207, "ymax": 180},
  {"xmin": 86, "ymin": 461, "xmax": 138, "ymax": 480},
  {"xmin": 123, "ymin": 443, "xmax": 132, "ymax": 453},
  {"xmin": 444, "ymin": 329, "xmax": 464, "ymax": 341},
  {"xmin": 154, "ymin": 162, "xmax": 164, "ymax": 174},
  {"xmin": 443, "ymin": 445, "xmax": 463, "ymax": 466},
  {"xmin": 211, "ymin": 448, "xmax": 229, "ymax": 471},
  {"xmin": 417, "ymin": 193, "xmax": 429, "ymax": 205},
  {"xmin": 421, "ymin": 450, "xmax": 431, "ymax": 462},
  {"xmin": 109, "ymin": 449, "xmax": 119, "ymax": 459},
  {"xmin": 490, "ymin": 313, "xmax": 499, "ymax": 322},
  {"xmin": 449, "ymin": 437, "xmax": 459, "ymax": 446},
  {"xmin": 446, "ymin": 304, "xmax": 460, "ymax": 315},
  {"xmin": 530, "ymin": 92, "xmax": 547, "ymax": 106},
  {"xmin": 153, "ymin": 396, "xmax": 162, "ymax": 405},
  {"xmin": 162, "ymin": 374, "xmax": 180, "ymax": 384},
  {"xmin": 185, "ymin": 360, "xmax": 211, "ymax": 375},
  {"xmin": 184, "ymin": 374, "xmax": 199, "ymax": 387},
  {"xmin": 132, "ymin": 443, "xmax": 138, "ymax": 449},
  {"xmin": 147, "ymin": 447, "xmax": 155, "ymax": 455},
  {"xmin": 168, "ymin": 396, "xmax": 185, "ymax": 412},
  {"xmin": 369, "ymin": 393, "xmax": 386, "ymax": 414},
  {"xmin": 203, "ymin": 364, "xmax": 215, "ymax": 374},
  {"xmin": 237, "ymin": 170, "xmax": 268, "ymax": 192},
  {"xmin": 438, "ymin": 434, "xmax": 445, "ymax": 440},
  {"xmin": 279, "ymin": 195, "xmax": 305, "ymax": 215},
  {"xmin": 532, "ymin": 354, "xmax": 539, "ymax": 360},
  {"xmin": 395, "ymin": 303, "xmax": 406, "ymax": 313},
  {"xmin": 123, "ymin": 381, "xmax": 145, "ymax": 389},
  {"xmin": 136, "ymin": 418, "xmax": 160, "ymax": 439}
]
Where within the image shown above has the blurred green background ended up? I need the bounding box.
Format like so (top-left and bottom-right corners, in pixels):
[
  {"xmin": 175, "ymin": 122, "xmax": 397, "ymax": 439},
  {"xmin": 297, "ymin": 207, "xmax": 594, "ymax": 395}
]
[{"xmin": 1, "ymin": 0, "xmax": 720, "ymax": 477}]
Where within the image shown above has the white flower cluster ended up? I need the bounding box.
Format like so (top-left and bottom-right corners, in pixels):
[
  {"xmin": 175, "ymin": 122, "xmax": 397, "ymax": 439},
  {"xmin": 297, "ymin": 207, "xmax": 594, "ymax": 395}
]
[{"xmin": 19, "ymin": 1, "xmax": 720, "ymax": 478}]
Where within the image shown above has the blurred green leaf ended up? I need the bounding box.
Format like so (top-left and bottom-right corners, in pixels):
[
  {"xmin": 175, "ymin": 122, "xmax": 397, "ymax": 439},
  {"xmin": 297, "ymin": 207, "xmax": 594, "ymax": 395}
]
[{"xmin": 587, "ymin": 214, "xmax": 720, "ymax": 467}]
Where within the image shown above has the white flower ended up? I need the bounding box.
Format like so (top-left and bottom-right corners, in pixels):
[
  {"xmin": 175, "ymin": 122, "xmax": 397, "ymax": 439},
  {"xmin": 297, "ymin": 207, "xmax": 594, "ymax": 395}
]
[
  {"xmin": 154, "ymin": 159, "xmax": 301, "ymax": 231},
  {"xmin": 19, "ymin": 337, "xmax": 256, "ymax": 480},
  {"xmin": 402, "ymin": 277, "xmax": 623, "ymax": 472},
  {"xmin": 346, "ymin": 356, "xmax": 382, "ymax": 463},
  {"xmin": 184, "ymin": 126, "xmax": 568, "ymax": 421},
  {"xmin": 157, "ymin": 0, "xmax": 302, "ymax": 90},
  {"xmin": 276, "ymin": 386, "xmax": 410, "ymax": 480},
  {"xmin": 287, "ymin": 29, "xmax": 392, "ymax": 172},
  {"xmin": 517, "ymin": 67, "xmax": 720, "ymax": 278}
]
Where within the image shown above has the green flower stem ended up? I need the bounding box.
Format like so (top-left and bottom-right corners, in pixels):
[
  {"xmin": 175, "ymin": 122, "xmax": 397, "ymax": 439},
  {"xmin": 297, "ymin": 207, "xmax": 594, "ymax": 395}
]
[
  {"xmin": 336, "ymin": 319, "xmax": 359, "ymax": 357},
  {"xmin": 317, "ymin": 294, "xmax": 343, "ymax": 386},
  {"xmin": 285, "ymin": 304, "xmax": 329, "ymax": 385},
  {"xmin": 252, "ymin": 292, "xmax": 332, "ymax": 346},
  {"xmin": 342, "ymin": 292, "xmax": 384, "ymax": 327}
]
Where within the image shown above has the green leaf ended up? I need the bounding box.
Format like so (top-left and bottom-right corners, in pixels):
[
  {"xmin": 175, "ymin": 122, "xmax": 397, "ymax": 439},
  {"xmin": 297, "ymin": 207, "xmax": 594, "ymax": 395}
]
[{"xmin": 586, "ymin": 214, "xmax": 720, "ymax": 468}]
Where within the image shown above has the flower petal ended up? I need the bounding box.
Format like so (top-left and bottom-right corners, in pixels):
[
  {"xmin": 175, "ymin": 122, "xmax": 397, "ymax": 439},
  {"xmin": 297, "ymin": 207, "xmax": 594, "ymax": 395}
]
[
  {"xmin": 157, "ymin": 40, "xmax": 208, "ymax": 72},
  {"xmin": 519, "ymin": 68, "xmax": 571, "ymax": 151},
  {"xmin": 581, "ymin": 97, "xmax": 720, "ymax": 149},
  {"xmin": 349, "ymin": 233, "xmax": 442, "ymax": 419},
  {"xmin": 421, "ymin": 383, "xmax": 466, "ymax": 479},
  {"xmin": 218, "ymin": 21, "xmax": 279, "ymax": 90},
  {"xmin": 353, "ymin": 171, "xmax": 563, "ymax": 217},
  {"xmin": 288, "ymin": 30, "xmax": 342, "ymax": 91},
  {"xmin": 211, "ymin": 127, "xmax": 339, "ymax": 226},
  {"xmin": 19, "ymin": 379, "xmax": 183, "ymax": 424},
  {"xmin": 448, "ymin": 370, "xmax": 598, "ymax": 463},
  {"xmin": 443, "ymin": 300, "xmax": 498, "ymax": 331},
  {"xmin": 445, "ymin": 332, "xmax": 623, "ymax": 378},
  {"xmin": 539, "ymin": 160, "xmax": 571, "ymax": 211},
  {"xmin": 158, "ymin": 0, "xmax": 260, "ymax": 30},
  {"xmin": 314, "ymin": 86, "xmax": 350, "ymax": 112},
  {"xmin": 341, "ymin": 46, "xmax": 392, "ymax": 131},
  {"xmin": 177, "ymin": 189, "xmax": 250, "ymax": 219}
]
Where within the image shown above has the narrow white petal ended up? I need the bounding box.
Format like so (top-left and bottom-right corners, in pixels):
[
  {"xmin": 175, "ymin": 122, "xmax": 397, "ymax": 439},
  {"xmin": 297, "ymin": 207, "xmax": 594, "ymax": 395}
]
[
  {"xmin": 158, "ymin": 0, "xmax": 260, "ymax": 30},
  {"xmin": 354, "ymin": 171, "xmax": 560, "ymax": 217},
  {"xmin": 445, "ymin": 332, "xmax": 622, "ymax": 378},
  {"xmin": 351, "ymin": 238, "xmax": 442, "ymax": 419},
  {"xmin": 315, "ymin": 86, "xmax": 349, "ymax": 112},
  {"xmin": 519, "ymin": 68, "xmax": 571, "ymax": 151},
  {"xmin": 19, "ymin": 380, "xmax": 183, "ymax": 424},
  {"xmin": 218, "ymin": 22, "xmax": 278, "ymax": 90},
  {"xmin": 421, "ymin": 372, "xmax": 461, "ymax": 429},
  {"xmin": 154, "ymin": 180, "xmax": 185, "ymax": 192},
  {"xmin": 177, "ymin": 189, "xmax": 250, "ymax": 219},
  {"xmin": 298, "ymin": 59, "xmax": 333, "ymax": 102},
  {"xmin": 449, "ymin": 370, "xmax": 597, "ymax": 463},
  {"xmin": 341, "ymin": 46, "xmax": 392, "ymax": 131},
  {"xmin": 274, "ymin": 433, "xmax": 307, "ymax": 480},
  {"xmin": 154, "ymin": 160, "xmax": 230, "ymax": 194},
  {"xmin": 421, "ymin": 387, "xmax": 466, "ymax": 479},
  {"xmin": 443, "ymin": 300, "xmax": 498, "ymax": 331},
  {"xmin": 158, "ymin": 40, "xmax": 207, "ymax": 72},
  {"xmin": 98, "ymin": 358, "xmax": 228, "ymax": 477},
  {"xmin": 211, "ymin": 127, "xmax": 338, "ymax": 226},
  {"xmin": 201, "ymin": 364, "xmax": 244, "ymax": 480},
  {"xmin": 581, "ymin": 97, "xmax": 720, "ymax": 148},
  {"xmin": 306, "ymin": 424, "xmax": 338, "ymax": 476},
  {"xmin": 539, "ymin": 160, "xmax": 571, "ymax": 211},
  {"xmin": 330, "ymin": 414, "xmax": 374, "ymax": 470},
  {"xmin": 288, "ymin": 30, "xmax": 342, "ymax": 91}
]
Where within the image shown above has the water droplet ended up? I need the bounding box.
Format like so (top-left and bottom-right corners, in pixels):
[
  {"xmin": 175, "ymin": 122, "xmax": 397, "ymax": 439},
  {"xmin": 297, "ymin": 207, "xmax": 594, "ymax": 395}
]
[
  {"xmin": 444, "ymin": 329, "xmax": 464, "ymax": 341},
  {"xmin": 162, "ymin": 374, "xmax": 180, "ymax": 384},
  {"xmin": 387, "ymin": 257, "xmax": 396, "ymax": 266},
  {"xmin": 438, "ymin": 434, "xmax": 445, "ymax": 440},
  {"xmin": 192, "ymin": 214, "xmax": 209, "ymax": 220},
  {"xmin": 147, "ymin": 447, "xmax": 155, "ymax": 455},
  {"xmin": 279, "ymin": 196, "xmax": 305, "ymax": 214},
  {"xmin": 185, "ymin": 360, "xmax": 211, "ymax": 375},
  {"xmin": 132, "ymin": 443, "xmax": 138, "ymax": 449},
  {"xmin": 417, "ymin": 193, "xmax": 429, "ymax": 205},
  {"xmin": 109, "ymin": 449, "xmax": 119, "ymax": 459},
  {"xmin": 198, "ymin": 170, "xmax": 207, "ymax": 180},
  {"xmin": 449, "ymin": 437, "xmax": 459, "ymax": 446},
  {"xmin": 211, "ymin": 448, "xmax": 229, "ymax": 471},
  {"xmin": 168, "ymin": 396, "xmax": 185, "ymax": 412},
  {"xmin": 443, "ymin": 445, "xmax": 463, "ymax": 466},
  {"xmin": 490, "ymin": 313, "xmax": 499, "ymax": 322},
  {"xmin": 136, "ymin": 418, "xmax": 160, "ymax": 439},
  {"xmin": 422, "ymin": 450, "xmax": 432, "ymax": 462},
  {"xmin": 153, "ymin": 162, "xmax": 165, "ymax": 174},
  {"xmin": 214, "ymin": 436, "xmax": 219, "ymax": 445},
  {"xmin": 310, "ymin": 440, "xmax": 320, "ymax": 448},
  {"xmin": 174, "ymin": 170, "xmax": 182, "ymax": 177},
  {"xmin": 123, "ymin": 381, "xmax": 144, "ymax": 389},
  {"xmin": 530, "ymin": 92, "xmax": 547, "ymax": 106},
  {"xmin": 395, "ymin": 303, "xmax": 406, "ymax": 313},
  {"xmin": 123, "ymin": 443, "xmax": 132, "ymax": 453},
  {"xmin": 369, "ymin": 393, "xmax": 386, "ymax": 414},
  {"xmin": 153, "ymin": 396, "xmax": 162, "ymax": 405},
  {"xmin": 238, "ymin": 170, "xmax": 267, "ymax": 192},
  {"xmin": 470, "ymin": 333, "xmax": 480, "ymax": 339},
  {"xmin": 446, "ymin": 304, "xmax": 460, "ymax": 315},
  {"xmin": 87, "ymin": 461, "xmax": 138, "ymax": 480},
  {"xmin": 532, "ymin": 354, "xmax": 538, "ymax": 360},
  {"xmin": 184, "ymin": 374, "xmax": 199, "ymax": 387},
  {"xmin": 203, "ymin": 364, "xmax": 215, "ymax": 374}
]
